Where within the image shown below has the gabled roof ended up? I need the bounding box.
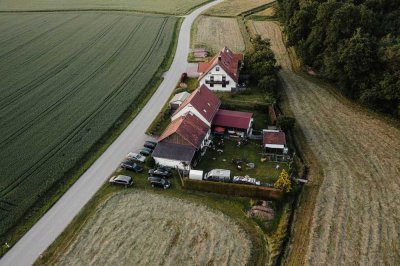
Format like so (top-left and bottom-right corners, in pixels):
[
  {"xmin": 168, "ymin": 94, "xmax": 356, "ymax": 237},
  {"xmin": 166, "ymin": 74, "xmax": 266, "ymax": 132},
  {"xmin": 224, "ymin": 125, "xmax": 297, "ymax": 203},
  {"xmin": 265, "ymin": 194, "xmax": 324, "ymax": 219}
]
[
  {"xmin": 159, "ymin": 112, "xmax": 209, "ymax": 149},
  {"xmin": 173, "ymin": 84, "xmax": 221, "ymax": 123},
  {"xmin": 263, "ymin": 130, "xmax": 286, "ymax": 146},
  {"xmin": 198, "ymin": 47, "xmax": 244, "ymax": 82},
  {"xmin": 170, "ymin": 91, "xmax": 190, "ymax": 104},
  {"xmin": 213, "ymin": 109, "xmax": 253, "ymax": 130},
  {"xmin": 152, "ymin": 142, "xmax": 196, "ymax": 162}
]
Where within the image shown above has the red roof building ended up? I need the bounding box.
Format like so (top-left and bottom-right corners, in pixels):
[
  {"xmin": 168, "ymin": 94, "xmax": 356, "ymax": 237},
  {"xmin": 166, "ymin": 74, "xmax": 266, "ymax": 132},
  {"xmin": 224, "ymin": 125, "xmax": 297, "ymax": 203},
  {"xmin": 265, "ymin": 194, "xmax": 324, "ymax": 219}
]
[
  {"xmin": 159, "ymin": 112, "xmax": 210, "ymax": 149},
  {"xmin": 263, "ymin": 130, "xmax": 287, "ymax": 154},
  {"xmin": 212, "ymin": 109, "xmax": 253, "ymax": 135},
  {"xmin": 172, "ymin": 84, "xmax": 221, "ymax": 126},
  {"xmin": 198, "ymin": 47, "xmax": 244, "ymax": 92}
]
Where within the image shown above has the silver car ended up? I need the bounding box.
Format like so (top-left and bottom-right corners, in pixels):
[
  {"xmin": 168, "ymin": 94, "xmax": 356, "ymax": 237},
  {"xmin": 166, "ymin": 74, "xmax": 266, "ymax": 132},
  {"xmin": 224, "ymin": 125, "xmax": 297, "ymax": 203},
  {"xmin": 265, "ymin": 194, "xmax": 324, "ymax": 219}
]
[
  {"xmin": 126, "ymin": 152, "xmax": 146, "ymax": 163},
  {"xmin": 109, "ymin": 175, "xmax": 133, "ymax": 186}
]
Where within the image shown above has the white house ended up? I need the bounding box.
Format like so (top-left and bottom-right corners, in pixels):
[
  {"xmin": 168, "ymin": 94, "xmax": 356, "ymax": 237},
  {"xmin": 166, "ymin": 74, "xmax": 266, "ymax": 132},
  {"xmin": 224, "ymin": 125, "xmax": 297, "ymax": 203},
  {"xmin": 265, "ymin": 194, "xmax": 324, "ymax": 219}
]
[
  {"xmin": 198, "ymin": 47, "xmax": 244, "ymax": 92},
  {"xmin": 171, "ymin": 84, "xmax": 221, "ymax": 126}
]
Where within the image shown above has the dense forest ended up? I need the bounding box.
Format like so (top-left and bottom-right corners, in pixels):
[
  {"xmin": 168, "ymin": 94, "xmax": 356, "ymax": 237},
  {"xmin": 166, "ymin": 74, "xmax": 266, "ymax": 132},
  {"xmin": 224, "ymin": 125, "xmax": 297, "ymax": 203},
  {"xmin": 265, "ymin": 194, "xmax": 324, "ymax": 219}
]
[{"xmin": 277, "ymin": 0, "xmax": 400, "ymax": 117}]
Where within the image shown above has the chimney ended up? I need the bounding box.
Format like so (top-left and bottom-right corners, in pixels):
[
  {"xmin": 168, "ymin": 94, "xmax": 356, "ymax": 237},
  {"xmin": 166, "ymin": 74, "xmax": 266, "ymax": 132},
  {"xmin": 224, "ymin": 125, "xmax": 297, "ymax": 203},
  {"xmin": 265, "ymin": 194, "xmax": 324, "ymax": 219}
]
[{"xmin": 218, "ymin": 55, "xmax": 221, "ymax": 61}]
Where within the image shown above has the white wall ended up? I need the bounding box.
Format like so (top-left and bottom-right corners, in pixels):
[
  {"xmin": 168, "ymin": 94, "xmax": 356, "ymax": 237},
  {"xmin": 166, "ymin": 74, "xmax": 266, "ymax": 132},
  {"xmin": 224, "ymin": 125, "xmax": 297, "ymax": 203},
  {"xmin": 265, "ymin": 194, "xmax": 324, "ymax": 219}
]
[
  {"xmin": 200, "ymin": 129, "xmax": 211, "ymax": 149},
  {"xmin": 154, "ymin": 157, "xmax": 191, "ymax": 170},
  {"xmin": 171, "ymin": 106, "xmax": 211, "ymax": 126},
  {"xmin": 199, "ymin": 64, "xmax": 237, "ymax": 92}
]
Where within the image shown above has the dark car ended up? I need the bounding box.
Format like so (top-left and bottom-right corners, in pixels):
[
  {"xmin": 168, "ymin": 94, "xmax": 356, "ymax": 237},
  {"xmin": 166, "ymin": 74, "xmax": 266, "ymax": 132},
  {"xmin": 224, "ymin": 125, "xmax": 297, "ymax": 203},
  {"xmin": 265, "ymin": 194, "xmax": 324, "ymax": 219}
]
[
  {"xmin": 148, "ymin": 176, "xmax": 171, "ymax": 189},
  {"xmin": 144, "ymin": 141, "xmax": 157, "ymax": 149},
  {"xmin": 148, "ymin": 168, "xmax": 172, "ymax": 178},
  {"xmin": 139, "ymin": 147, "xmax": 152, "ymax": 156},
  {"xmin": 109, "ymin": 175, "xmax": 133, "ymax": 187},
  {"xmin": 120, "ymin": 160, "xmax": 143, "ymax": 172}
]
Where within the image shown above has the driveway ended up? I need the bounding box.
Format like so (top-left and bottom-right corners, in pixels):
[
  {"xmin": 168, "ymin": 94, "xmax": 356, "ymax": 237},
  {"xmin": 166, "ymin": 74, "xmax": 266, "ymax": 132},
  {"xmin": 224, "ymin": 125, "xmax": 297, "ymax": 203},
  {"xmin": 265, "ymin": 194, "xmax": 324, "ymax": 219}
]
[{"xmin": 0, "ymin": 1, "xmax": 223, "ymax": 265}]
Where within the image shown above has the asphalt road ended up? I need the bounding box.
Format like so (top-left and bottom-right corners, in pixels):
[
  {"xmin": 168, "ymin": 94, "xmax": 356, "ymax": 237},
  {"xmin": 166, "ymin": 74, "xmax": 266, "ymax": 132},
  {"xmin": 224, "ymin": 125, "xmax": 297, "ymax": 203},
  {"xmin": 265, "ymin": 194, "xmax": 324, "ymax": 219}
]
[{"xmin": 0, "ymin": 1, "xmax": 223, "ymax": 265}]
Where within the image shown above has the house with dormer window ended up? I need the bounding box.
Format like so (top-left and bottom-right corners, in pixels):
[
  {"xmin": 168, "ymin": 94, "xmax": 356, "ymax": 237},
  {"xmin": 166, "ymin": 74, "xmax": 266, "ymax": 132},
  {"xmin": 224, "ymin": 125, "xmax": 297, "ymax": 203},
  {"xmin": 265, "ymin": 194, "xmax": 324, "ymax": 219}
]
[{"xmin": 198, "ymin": 47, "xmax": 244, "ymax": 92}]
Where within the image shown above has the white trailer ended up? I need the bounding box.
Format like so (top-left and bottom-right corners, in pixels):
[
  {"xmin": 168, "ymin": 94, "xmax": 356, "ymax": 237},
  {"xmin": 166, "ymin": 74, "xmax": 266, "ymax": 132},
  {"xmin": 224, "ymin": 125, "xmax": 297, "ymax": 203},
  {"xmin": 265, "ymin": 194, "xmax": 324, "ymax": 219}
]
[
  {"xmin": 204, "ymin": 169, "xmax": 231, "ymax": 182},
  {"xmin": 189, "ymin": 170, "xmax": 204, "ymax": 180}
]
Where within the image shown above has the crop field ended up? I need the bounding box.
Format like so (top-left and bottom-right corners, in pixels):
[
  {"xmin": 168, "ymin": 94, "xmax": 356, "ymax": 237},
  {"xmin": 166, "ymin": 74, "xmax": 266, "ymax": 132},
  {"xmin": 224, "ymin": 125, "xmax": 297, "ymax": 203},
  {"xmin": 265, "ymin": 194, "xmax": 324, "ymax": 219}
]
[
  {"xmin": 252, "ymin": 20, "xmax": 400, "ymax": 265},
  {"xmin": 0, "ymin": 0, "xmax": 209, "ymax": 15},
  {"xmin": 204, "ymin": 0, "xmax": 275, "ymax": 16},
  {"xmin": 46, "ymin": 191, "xmax": 251, "ymax": 265},
  {"xmin": 193, "ymin": 16, "xmax": 245, "ymax": 53},
  {"xmin": 254, "ymin": 7, "xmax": 276, "ymax": 17},
  {"xmin": 0, "ymin": 12, "xmax": 177, "ymax": 237}
]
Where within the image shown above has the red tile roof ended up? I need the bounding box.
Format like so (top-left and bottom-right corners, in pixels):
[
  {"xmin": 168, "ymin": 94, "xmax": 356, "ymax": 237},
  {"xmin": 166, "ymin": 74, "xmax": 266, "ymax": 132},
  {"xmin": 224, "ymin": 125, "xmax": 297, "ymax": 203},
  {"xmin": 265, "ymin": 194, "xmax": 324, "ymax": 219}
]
[
  {"xmin": 212, "ymin": 109, "xmax": 253, "ymax": 130},
  {"xmin": 198, "ymin": 47, "xmax": 244, "ymax": 82},
  {"xmin": 263, "ymin": 130, "xmax": 286, "ymax": 145},
  {"xmin": 173, "ymin": 84, "xmax": 221, "ymax": 123},
  {"xmin": 159, "ymin": 113, "xmax": 209, "ymax": 149}
]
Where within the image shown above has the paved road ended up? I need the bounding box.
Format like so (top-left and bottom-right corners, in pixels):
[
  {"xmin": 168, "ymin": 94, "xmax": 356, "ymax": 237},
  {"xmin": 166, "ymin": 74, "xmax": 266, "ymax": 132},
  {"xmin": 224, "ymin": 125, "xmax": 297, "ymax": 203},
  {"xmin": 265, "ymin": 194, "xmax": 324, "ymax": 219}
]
[{"xmin": 0, "ymin": 1, "xmax": 223, "ymax": 265}]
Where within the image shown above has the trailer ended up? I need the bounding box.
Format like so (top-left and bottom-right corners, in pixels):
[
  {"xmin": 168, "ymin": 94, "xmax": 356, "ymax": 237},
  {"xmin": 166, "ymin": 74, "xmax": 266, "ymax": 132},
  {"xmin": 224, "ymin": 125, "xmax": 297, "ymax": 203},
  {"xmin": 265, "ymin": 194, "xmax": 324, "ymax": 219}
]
[
  {"xmin": 204, "ymin": 169, "xmax": 231, "ymax": 182},
  {"xmin": 189, "ymin": 170, "xmax": 204, "ymax": 180}
]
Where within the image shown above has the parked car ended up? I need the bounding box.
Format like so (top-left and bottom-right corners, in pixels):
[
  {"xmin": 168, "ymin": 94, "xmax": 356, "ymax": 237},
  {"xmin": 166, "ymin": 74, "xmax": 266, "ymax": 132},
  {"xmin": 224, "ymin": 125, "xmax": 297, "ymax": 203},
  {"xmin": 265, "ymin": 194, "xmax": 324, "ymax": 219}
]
[
  {"xmin": 109, "ymin": 175, "xmax": 133, "ymax": 187},
  {"xmin": 144, "ymin": 141, "xmax": 157, "ymax": 149},
  {"xmin": 148, "ymin": 168, "xmax": 172, "ymax": 178},
  {"xmin": 148, "ymin": 176, "xmax": 171, "ymax": 189},
  {"xmin": 139, "ymin": 147, "xmax": 152, "ymax": 156},
  {"xmin": 126, "ymin": 152, "xmax": 145, "ymax": 163},
  {"xmin": 120, "ymin": 160, "xmax": 143, "ymax": 172}
]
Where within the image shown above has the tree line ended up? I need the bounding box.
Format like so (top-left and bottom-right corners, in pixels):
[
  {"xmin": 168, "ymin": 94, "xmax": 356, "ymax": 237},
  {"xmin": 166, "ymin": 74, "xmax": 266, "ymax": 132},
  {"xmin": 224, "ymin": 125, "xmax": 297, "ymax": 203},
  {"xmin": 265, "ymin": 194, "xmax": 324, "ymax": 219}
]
[{"xmin": 277, "ymin": 0, "xmax": 400, "ymax": 117}]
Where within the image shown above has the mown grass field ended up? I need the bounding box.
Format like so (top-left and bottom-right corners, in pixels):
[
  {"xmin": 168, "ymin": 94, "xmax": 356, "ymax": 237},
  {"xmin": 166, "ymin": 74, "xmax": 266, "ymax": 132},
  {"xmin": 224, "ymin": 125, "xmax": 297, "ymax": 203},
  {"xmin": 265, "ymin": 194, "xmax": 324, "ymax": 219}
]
[
  {"xmin": 0, "ymin": 12, "xmax": 177, "ymax": 238},
  {"xmin": 42, "ymin": 191, "xmax": 252, "ymax": 265},
  {"xmin": 0, "ymin": 0, "xmax": 210, "ymax": 15},
  {"xmin": 36, "ymin": 167, "xmax": 269, "ymax": 265},
  {"xmin": 192, "ymin": 15, "xmax": 245, "ymax": 53},
  {"xmin": 254, "ymin": 6, "xmax": 276, "ymax": 17},
  {"xmin": 204, "ymin": 0, "xmax": 275, "ymax": 16}
]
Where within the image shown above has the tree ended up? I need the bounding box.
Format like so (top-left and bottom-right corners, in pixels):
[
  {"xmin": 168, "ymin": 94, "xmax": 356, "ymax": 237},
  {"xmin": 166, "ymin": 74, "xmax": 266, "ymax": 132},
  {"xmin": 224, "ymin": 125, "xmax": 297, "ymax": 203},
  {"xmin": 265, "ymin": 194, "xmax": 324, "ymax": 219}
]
[
  {"xmin": 277, "ymin": 116, "xmax": 295, "ymax": 131},
  {"xmin": 274, "ymin": 169, "xmax": 292, "ymax": 192},
  {"xmin": 258, "ymin": 75, "xmax": 278, "ymax": 93}
]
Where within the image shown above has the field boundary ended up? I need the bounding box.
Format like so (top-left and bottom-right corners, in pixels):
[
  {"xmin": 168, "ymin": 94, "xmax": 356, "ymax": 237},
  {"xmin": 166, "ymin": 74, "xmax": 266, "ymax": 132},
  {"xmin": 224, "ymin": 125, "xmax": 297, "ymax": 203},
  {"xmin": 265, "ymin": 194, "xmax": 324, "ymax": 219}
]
[
  {"xmin": 183, "ymin": 179, "xmax": 283, "ymax": 200},
  {"xmin": 0, "ymin": 17, "xmax": 183, "ymax": 258}
]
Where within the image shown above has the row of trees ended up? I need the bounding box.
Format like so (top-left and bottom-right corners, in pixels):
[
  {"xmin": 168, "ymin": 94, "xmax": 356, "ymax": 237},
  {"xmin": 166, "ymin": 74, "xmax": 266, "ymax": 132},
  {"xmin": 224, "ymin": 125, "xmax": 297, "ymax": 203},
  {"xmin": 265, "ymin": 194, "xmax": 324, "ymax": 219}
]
[{"xmin": 277, "ymin": 0, "xmax": 400, "ymax": 117}]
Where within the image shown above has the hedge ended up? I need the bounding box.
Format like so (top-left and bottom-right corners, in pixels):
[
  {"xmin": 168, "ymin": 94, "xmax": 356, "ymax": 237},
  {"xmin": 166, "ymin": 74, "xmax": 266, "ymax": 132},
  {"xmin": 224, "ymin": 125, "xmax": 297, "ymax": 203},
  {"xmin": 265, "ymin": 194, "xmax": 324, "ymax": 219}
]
[{"xmin": 183, "ymin": 179, "xmax": 283, "ymax": 200}]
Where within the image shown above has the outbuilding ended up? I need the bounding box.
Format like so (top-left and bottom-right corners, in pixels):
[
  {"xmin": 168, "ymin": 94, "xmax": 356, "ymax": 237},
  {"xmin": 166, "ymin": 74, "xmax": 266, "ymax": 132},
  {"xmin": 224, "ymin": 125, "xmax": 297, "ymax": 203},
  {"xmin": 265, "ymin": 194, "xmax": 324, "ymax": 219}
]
[
  {"xmin": 263, "ymin": 129, "xmax": 288, "ymax": 155},
  {"xmin": 212, "ymin": 109, "xmax": 253, "ymax": 137},
  {"xmin": 169, "ymin": 91, "xmax": 191, "ymax": 113}
]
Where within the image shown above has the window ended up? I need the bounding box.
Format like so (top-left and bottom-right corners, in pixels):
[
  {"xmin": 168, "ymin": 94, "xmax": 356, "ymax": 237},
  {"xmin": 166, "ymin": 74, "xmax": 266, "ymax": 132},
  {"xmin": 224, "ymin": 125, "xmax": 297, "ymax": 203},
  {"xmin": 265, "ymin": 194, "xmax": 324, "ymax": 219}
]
[
  {"xmin": 210, "ymin": 75, "xmax": 214, "ymax": 81},
  {"xmin": 216, "ymin": 66, "xmax": 220, "ymax": 71}
]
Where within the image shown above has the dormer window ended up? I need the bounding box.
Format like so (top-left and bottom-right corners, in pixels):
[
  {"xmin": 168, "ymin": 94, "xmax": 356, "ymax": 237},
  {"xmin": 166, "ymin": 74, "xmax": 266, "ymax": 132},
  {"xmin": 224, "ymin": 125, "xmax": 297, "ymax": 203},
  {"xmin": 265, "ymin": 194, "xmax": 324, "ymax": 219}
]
[{"xmin": 216, "ymin": 66, "xmax": 220, "ymax": 71}]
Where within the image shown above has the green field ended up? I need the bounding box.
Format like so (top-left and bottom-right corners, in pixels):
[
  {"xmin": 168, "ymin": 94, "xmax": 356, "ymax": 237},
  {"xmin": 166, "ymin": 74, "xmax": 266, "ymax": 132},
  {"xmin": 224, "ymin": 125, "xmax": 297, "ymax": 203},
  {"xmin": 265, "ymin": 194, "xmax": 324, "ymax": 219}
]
[
  {"xmin": 0, "ymin": 0, "xmax": 209, "ymax": 14},
  {"xmin": 0, "ymin": 12, "xmax": 177, "ymax": 237}
]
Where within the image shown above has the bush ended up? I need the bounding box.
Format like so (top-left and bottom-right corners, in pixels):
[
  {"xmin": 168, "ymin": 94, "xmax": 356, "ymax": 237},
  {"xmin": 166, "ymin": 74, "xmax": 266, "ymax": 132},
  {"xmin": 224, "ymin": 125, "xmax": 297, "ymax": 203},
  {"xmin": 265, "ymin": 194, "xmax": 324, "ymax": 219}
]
[{"xmin": 277, "ymin": 116, "xmax": 295, "ymax": 131}]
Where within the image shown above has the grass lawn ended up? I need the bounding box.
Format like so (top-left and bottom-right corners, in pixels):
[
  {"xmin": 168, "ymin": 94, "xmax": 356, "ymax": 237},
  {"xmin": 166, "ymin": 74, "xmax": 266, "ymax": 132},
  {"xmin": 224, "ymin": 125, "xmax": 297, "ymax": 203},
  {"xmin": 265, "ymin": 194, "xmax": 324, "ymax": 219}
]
[{"xmin": 196, "ymin": 138, "xmax": 289, "ymax": 184}]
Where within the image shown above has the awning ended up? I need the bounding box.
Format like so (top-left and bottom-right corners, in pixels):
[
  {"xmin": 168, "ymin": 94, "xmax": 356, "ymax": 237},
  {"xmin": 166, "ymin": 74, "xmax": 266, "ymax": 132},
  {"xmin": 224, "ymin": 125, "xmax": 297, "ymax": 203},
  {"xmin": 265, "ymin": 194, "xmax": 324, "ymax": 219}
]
[
  {"xmin": 214, "ymin": 126, "xmax": 225, "ymax": 133},
  {"xmin": 265, "ymin": 144, "xmax": 285, "ymax": 149}
]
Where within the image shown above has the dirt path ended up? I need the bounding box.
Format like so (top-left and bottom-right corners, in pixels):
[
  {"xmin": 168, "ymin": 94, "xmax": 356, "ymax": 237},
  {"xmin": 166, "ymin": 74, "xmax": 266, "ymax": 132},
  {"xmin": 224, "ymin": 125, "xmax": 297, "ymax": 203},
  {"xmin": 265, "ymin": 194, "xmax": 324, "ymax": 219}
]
[
  {"xmin": 51, "ymin": 191, "xmax": 251, "ymax": 266},
  {"xmin": 251, "ymin": 20, "xmax": 400, "ymax": 265}
]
